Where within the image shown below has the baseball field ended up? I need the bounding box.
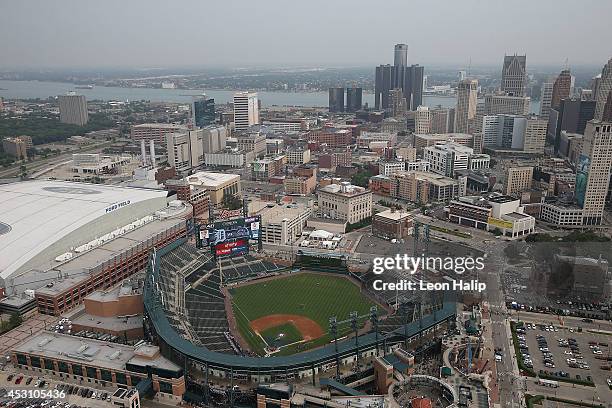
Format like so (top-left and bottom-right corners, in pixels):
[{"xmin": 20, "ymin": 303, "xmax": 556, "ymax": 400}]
[{"xmin": 229, "ymin": 272, "xmax": 379, "ymax": 356}]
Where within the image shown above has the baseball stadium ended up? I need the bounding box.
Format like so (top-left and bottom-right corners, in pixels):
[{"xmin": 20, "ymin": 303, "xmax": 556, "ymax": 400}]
[{"xmin": 144, "ymin": 234, "xmax": 457, "ymax": 383}]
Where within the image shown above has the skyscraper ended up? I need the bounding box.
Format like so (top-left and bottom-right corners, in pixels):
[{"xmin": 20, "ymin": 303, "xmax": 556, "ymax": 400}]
[
  {"xmin": 374, "ymin": 45, "xmax": 424, "ymax": 111},
  {"xmin": 603, "ymin": 91, "xmax": 612, "ymax": 122},
  {"xmin": 192, "ymin": 95, "xmax": 215, "ymax": 128},
  {"xmin": 375, "ymin": 64, "xmax": 393, "ymax": 110},
  {"xmin": 58, "ymin": 93, "xmax": 88, "ymax": 126},
  {"xmin": 328, "ymin": 88, "xmax": 345, "ymax": 113},
  {"xmin": 576, "ymin": 120, "xmax": 612, "ymax": 225},
  {"xmin": 455, "ymin": 79, "xmax": 478, "ymax": 133},
  {"xmin": 551, "ymin": 69, "xmax": 572, "ymax": 110},
  {"xmin": 233, "ymin": 92, "xmax": 259, "ymax": 132},
  {"xmin": 394, "ymin": 44, "xmax": 408, "ymax": 67},
  {"xmin": 501, "ymin": 54, "xmax": 527, "ymax": 96},
  {"xmin": 405, "ymin": 64, "xmax": 425, "ymax": 110},
  {"xmin": 539, "ymin": 81, "xmax": 554, "ymax": 118},
  {"xmin": 594, "ymin": 58, "xmax": 612, "ymax": 120},
  {"xmin": 484, "ymin": 93, "xmax": 530, "ymax": 116},
  {"xmin": 549, "ymin": 98, "xmax": 596, "ymax": 153},
  {"xmin": 480, "ymin": 114, "xmax": 544, "ymax": 153},
  {"xmin": 345, "ymin": 87, "xmax": 362, "ymax": 112},
  {"xmin": 414, "ymin": 105, "xmax": 431, "ymax": 134}
]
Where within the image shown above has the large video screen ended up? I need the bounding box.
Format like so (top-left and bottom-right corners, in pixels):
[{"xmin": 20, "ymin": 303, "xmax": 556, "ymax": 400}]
[{"xmin": 204, "ymin": 216, "xmax": 261, "ymax": 247}]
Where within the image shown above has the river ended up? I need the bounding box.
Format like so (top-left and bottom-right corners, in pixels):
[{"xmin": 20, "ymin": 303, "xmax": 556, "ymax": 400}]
[
  {"xmin": 0, "ymin": 79, "xmax": 540, "ymax": 113},
  {"xmin": 0, "ymin": 79, "xmax": 457, "ymax": 108}
]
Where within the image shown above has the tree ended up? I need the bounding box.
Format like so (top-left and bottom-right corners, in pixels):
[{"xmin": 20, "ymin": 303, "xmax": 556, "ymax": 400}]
[
  {"xmin": 9, "ymin": 313, "xmax": 22, "ymax": 328},
  {"xmin": 222, "ymin": 194, "xmax": 243, "ymax": 211},
  {"xmin": 20, "ymin": 161, "xmax": 27, "ymax": 179}
]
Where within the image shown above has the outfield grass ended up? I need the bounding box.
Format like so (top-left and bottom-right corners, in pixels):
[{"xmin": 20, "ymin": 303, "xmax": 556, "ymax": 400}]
[
  {"xmin": 230, "ymin": 272, "xmax": 378, "ymax": 355},
  {"xmin": 260, "ymin": 323, "xmax": 303, "ymax": 348}
]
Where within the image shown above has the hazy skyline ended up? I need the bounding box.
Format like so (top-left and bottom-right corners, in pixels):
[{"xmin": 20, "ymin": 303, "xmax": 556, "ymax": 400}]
[{"xmin": 1, "ymin": 0, "xmax": 611, "ymax": 69}]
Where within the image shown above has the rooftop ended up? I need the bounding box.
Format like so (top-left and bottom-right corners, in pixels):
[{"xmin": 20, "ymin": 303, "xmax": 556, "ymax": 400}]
[
  {"xmin": 0, "ymin": 180, "xmax": 169, "ymax": 282},
  {"xmin": 33, "ymin": 216, "xmax": 185, "ymax": 297},
  {"xmin": 13, "ymin": 332, "xmax": 181, "ymax": 373},
  {"xmin": 186, "ymin": 171, "xmax": 240, "ymax": 189},
  {"xmin": 319, "ymin": 183, "xmax": 370, "ymax": 197},
  {"xmin": 132, "ymin": 123, "xmax": 187, "ymax": 129},
  {"xmin": 256, "ymin": 202, "xmax": 311, "ymax": 225},
  {"xmin": 374, "ymin": 209, "xmax": 412, "ymax": 221}
]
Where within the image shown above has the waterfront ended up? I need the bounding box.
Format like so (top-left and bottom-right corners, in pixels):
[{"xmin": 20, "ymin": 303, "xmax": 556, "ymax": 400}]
[
  {"xmin": 0, "ymin": 79, "xmax": 456, "ymax": 108},
  {"xmin": 0, "ymin": 79, "xmax": 540, "ymax": 113}
]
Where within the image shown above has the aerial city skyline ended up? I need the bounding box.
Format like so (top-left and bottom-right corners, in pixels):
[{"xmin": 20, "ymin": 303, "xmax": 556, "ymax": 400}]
[{"xmin": 1, "ymin": 2, "xmax": 612, "ymax": 408}]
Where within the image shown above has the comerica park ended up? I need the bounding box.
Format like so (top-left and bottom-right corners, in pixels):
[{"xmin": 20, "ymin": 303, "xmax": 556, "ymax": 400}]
[{"xmin": 1, "ymin": 2, "xmax": 612, "ymax": 407}]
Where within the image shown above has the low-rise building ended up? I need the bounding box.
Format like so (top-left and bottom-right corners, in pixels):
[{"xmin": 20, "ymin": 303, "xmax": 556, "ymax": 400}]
[
  {"xmin": 447, "ymin": 194, "xmax": 535, "ymax": 237},
  {"xmin": 71, "ymin": 277, "xmax": 144, "ymax": 341},
  {"xmin": 252, "ymin": 201, "xmax": 312, "ymax": 245},
  {"xmin": 539, "ymin": 201, "xmax": 584, "ymax": 226},
  {"xmin": 251, "ymin": 155, "xmax": 287, "ymax": 181},
  {"xmin": 130, "ymin": 123, "xmax": 188, "ymax": 144},
  {"xmin": 286, "ymin": 148, "xmax": 311, "ymax": 164},
  {"xmin": 372, "ymin": 209, "xmax": 413, "ymax": 240},
  {"xmin": 379, "ymin": 160, "xmax": 406, "ymax": 176},
  {"xmin": 318, "ymin": 182, "xmax": 372, "ymax": 224},
  {"xmin": 71, "ymin": 153, "xmax": 130, "ymax": 175},
  {"xmin": 12, "ymin": 333, "xmax": 185, "ymax": 401},
  {"xmin": 185, "ymin": 171, "xmax": 241, "ymax": 206},
  {"xmin": 2, "ymin": 137, "xmax": 28, "ymax": 160}
]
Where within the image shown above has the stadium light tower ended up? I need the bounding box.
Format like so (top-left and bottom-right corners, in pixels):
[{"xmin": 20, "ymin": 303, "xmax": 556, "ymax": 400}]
[
  {"xmin": 369, "ymin": 306, "xmax": 379, "ymax": 356},
  {"xmin": 350, "ymin": 311, "xmax": 359, "ymax": 369},
  {"xmin": 329, "ymin": 316, "xmax": 340, "ymax": 379},
  {"xmin": 400, "ymin": 302, "xmax": 410, "ymax": 350}
]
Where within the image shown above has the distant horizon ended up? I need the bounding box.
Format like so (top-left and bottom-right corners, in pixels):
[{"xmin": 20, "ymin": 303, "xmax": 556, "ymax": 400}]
[
  {"xmin": 0, "ymin": 62, "xmax": 606, "ymax": 73},
  {"xmin": 1, "ymin": 0, "xmax": 611, "ymax": 69}
]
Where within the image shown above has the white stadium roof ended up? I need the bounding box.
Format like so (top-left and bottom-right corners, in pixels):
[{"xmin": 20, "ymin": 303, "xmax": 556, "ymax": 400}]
[{"xmin": 0, "ymin": 180, "xmax": 168, "ymax": 281}]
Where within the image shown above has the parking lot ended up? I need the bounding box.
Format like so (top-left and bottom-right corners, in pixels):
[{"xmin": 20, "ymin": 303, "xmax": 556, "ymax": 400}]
[
  {"xmin": 514, "ymin": 321, "xmax": 612, "ymax": 394},
  {"xmin": 0, "ymin": 371, "xmax": 118, "ymax": 408}
]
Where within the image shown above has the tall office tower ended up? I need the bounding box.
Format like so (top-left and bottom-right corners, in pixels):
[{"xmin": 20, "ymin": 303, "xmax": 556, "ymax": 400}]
[
  {"xmin": 591, "ymin": 74, "xmax": 602, "ymax": 100},
  {"xmin": 375, "ymin": 64, "xmax": 393, "ymax": 110},
  {"xmin": 484, "ymin": 93, "xmax": 530, "ymax": 115},
  {"xmin": 523, "ymin": 117, "xmax": 548, "ymax": 153},
  {"xmin": 549, "ymin": 98, "xmax": 596, "ymax": 153},
  {"xmin": 58, "ymin": 93, "xmax": 88, "ymax": 126},
  {"xmin": 328, "ymin": 88, "xmax": 345, "ymax": 112},
  {"xmin": 388, "ymin": 88, "xmax": 407, "ymax": 117},
  {"xmin": 233, "ymin": 92, "xmax": 259, "ymax": 132},
  {"xmin": 480, "ymin": 114, "xmax": 545, "ymax": 152},
  {"xmin": 540, "ymin": 81, "xmax": 554, "ymax": 118},
  {"xmin": 603, "ymin": 91, "xmax": 612, "ymax": 122},
  {"xmin": 455, "ymin": 79, "xmax": 478, "ymax": 133},
  {"xmin": 394, "ymin": 44, "xmax": 408, "ymax": 67},
  {"xmin": 576, "ymin": 120, "xmax": 612, "ymax": 225},
  {"xmin": 551, "ymin": 69, "xmax": 572, "ymax": 110},
  {"xmin": 375, "ymin": 45, "xmax": 425, "ymax": 111},
  {"xmin": 414, "ymin": 106, "xmax": 431, "ymax": 134},
  {"xmin": 458, "ymin": 71, "xmax": 467, "ymax": 81},
  {"xmin": 192, "ymin": 95, "xmax": 215, "ymax": 127},
  {"xmin": 430, "ymin": 107, "xmax": 452, "ymax": 133},
  {"xmin": 345, "ymin": 87, "xmax": 363, "ymax": 112},
  {"xmin": 594, "ymin": 58, "xmax": 612, "ymax": 120},
  {"xmin": 405, "ymin": 64, "xmax": 425, "ymax": 109},
  {"xmin": 501, "ymin": 54, "xmax": 527, "ymax": 96},
  {"xmin": 0, "ymin": 97, "xmax": 4, "ymax": 111}
]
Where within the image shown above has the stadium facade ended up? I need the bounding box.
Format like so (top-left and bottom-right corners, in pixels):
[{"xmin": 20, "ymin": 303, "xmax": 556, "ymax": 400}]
[{"xmin": 0, "ymin": 180, "xmax": 193, "ymax": 315}]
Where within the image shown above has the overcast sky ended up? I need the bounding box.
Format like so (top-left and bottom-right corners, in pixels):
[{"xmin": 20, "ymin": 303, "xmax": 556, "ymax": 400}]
[{"xmin": 1, "ymin": 0, "xmax": 611, "ymax": 69}]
